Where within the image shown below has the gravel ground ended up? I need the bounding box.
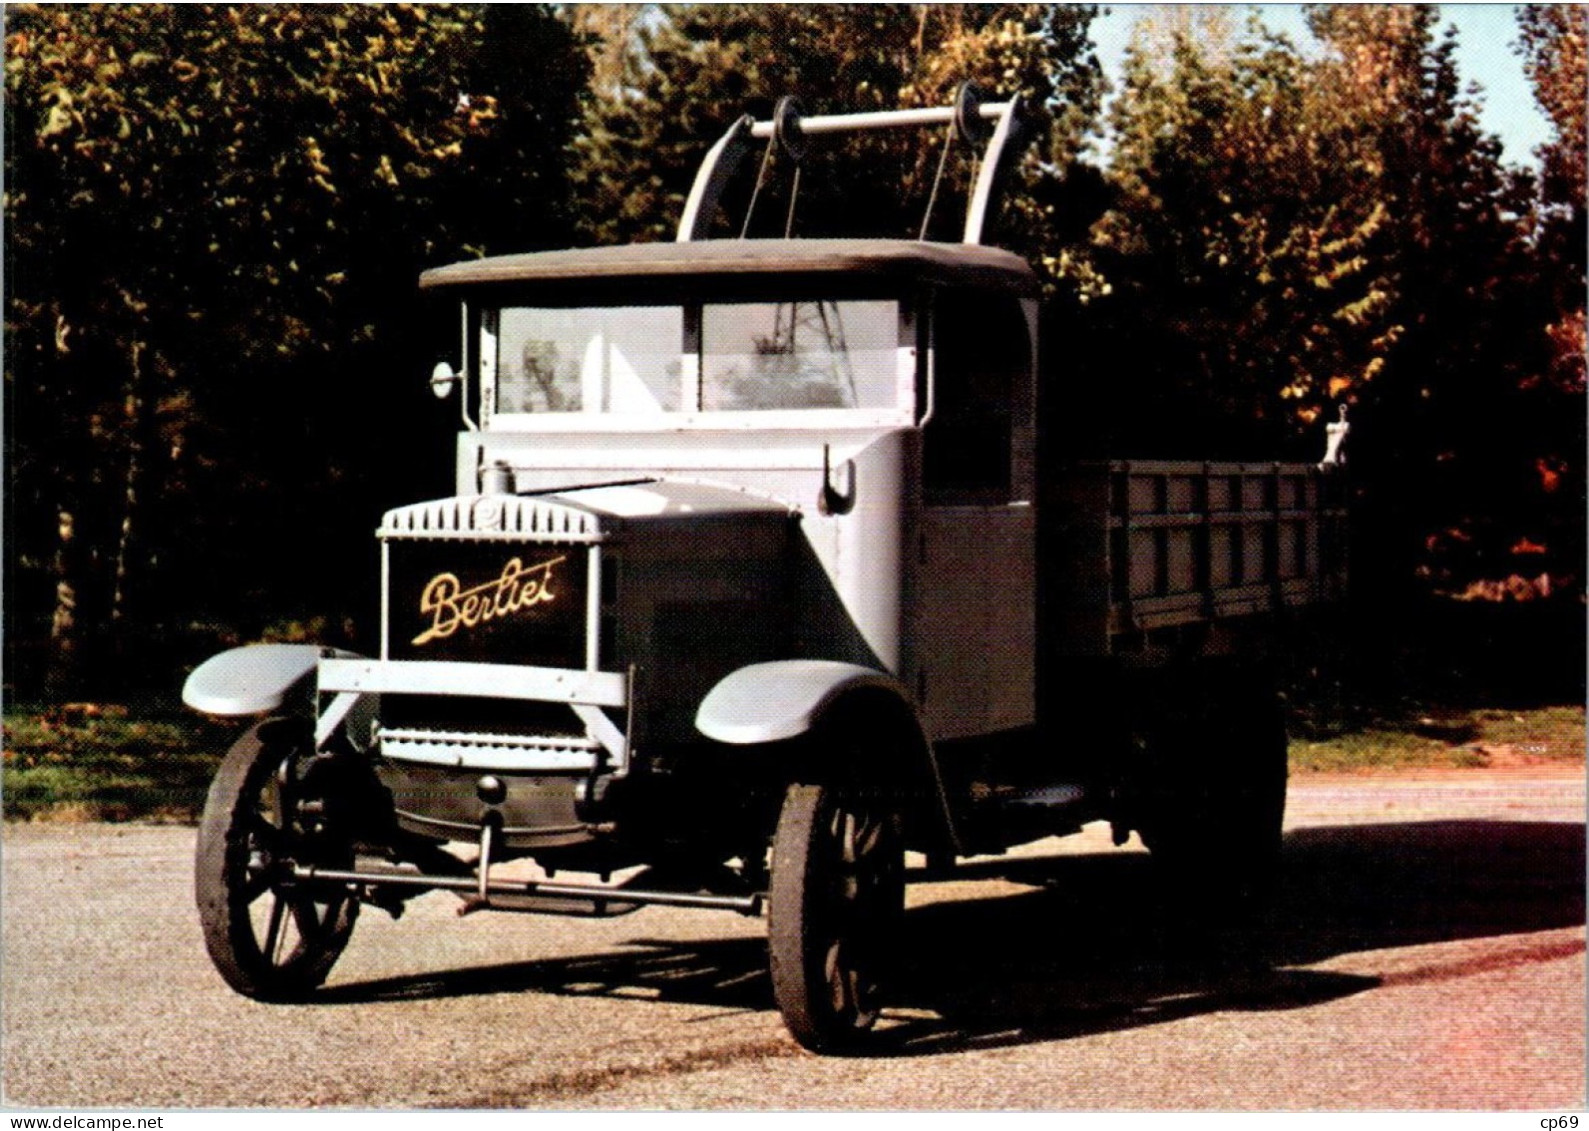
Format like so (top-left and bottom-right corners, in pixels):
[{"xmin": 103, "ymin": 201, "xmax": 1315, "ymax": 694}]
[{"xmin": 3, "ymin": 767, "xmax": 1582, "ymax": 1110}]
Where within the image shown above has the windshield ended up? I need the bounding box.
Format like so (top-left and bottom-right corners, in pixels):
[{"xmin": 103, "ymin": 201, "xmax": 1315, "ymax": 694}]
[
  {"xmin": 497, "ymin": 306, "xmax": 683, "ymax": 414},
  {"xmin": 701, "ymin": 301, "xmax": 897, "ymax": 410},
  {"xmin": 489, "ymin": 299, "xmax": 901, "ymax": 421}
]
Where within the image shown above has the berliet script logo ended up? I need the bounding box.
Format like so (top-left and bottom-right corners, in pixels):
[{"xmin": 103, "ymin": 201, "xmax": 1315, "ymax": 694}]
[{"xmin": 412, "ymin": 555, "xmax": 566, "ymax": 646}]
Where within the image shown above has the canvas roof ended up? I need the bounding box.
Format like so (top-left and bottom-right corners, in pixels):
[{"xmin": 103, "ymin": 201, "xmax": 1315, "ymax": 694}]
[{"xmin": 419, "ymin": 239, "xmax": 1039, "ymax": 297}]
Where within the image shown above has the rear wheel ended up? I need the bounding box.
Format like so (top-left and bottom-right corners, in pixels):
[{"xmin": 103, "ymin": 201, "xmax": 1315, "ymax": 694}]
[
  {"xmin": 1136, "ymin": 673, "xmax": 1288, "ymax": 917},
  {"xmin": 768, "ymin": 781, "xmax": 904, "ymax": 1053},
  {"xmin": 195, "ymin": 718, "xmax": 359, "ymax": 1000}
]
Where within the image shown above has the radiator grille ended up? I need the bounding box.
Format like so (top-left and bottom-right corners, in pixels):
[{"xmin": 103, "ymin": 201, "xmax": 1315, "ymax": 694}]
[
  {"xmin": 380, "ymin": 495, "xmax": 602, "ymax": 543},
  {"xmin": 386, "ymin": 540, "xmax": 588, "ymax": 667}
]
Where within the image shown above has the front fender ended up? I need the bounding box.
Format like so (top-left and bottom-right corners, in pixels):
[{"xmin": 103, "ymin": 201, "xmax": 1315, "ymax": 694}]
[
  {"xmin": 695, "ymin": 660, "xmax": 907, "ymax": 745},
  {"xmin": 696, "ymin": 659, "xmax": 960, "ymax": 855},
  {"xmin": 182, "ymin": 644, "xmax": 354, "ymax": 717}
]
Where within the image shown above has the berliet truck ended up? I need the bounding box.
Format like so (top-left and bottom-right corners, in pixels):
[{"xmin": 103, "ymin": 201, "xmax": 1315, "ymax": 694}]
[{"xmin": 184, "ymin": 90, "xmax": 1347, "ymax": 1052}]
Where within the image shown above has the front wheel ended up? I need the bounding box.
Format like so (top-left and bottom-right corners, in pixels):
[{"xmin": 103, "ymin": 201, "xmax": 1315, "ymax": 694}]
[
  {"xmin": 195, "ymin": 718, "xmax": 359, "ymax": 1000},
  {"xmin": 767, "ymin": 782, "xmax": 904, "ymax": 1053}
]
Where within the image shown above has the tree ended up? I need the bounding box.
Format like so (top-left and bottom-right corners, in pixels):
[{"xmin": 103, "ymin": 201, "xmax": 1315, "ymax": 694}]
[
  {"xmin": 1297, "ymin": 7, "xmax": 1540, "ymax": 597},
  {"xmin": 1517, "ymin": 5, "xmax": 1587, "ymax": 216},
  {"xmin": 1507, "ymin": 5, "xmax": 1587, "ymax": 604},
  {"xmin": 1083, "ymin": 11, "xmax": 1398, "ymax": 458},
  {"xmin": 1516, "ymin": 5, "xmax": 1586, "ymax": 398},
  {"xmin": 4, "ymin": 5, "xmax": 590, "ymax": 694},
  {"xmin": 570, "ymin": 3, "xmax": 1103, "ymax": 265},
  {"xmin": 1080, "ymin": 5, "xmax": 1572, "ymax": 611}
]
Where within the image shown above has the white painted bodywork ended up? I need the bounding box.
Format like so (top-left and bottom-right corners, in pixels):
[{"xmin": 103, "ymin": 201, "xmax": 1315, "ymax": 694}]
[
  {"xmin": 190, "ymin": 284, "xmax": 1042, "ymax": 765},
  {"xmin": 695, "ymin": 660, "xmax": 907, "ymax": 745},
  {"xmin": 451, "ymin": 294, "xmax": 1041, "ymax": 745},
  {"xmin": 916, "ymin": 504, "xmax": 1037, "ymax": 739},
  {"xmin": 183, "ymin": 643, "xmax": 335, "ymax": 717},
  {"xmin": 460, "ymin": 426, "xmax": 914, "ymax": 676}
]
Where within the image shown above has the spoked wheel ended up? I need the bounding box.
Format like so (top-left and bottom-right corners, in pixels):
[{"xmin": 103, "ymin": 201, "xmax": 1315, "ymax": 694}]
[
  {"xmin": 195, "ymin": 717, "xmax": 359, "ymax": 1000},
  {"xmin": 768, "ymin": 782, "xmax": 903, "ymax": 1053}
]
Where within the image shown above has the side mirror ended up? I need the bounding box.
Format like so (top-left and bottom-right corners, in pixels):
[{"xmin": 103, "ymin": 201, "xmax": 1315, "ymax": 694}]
[{"xmin": 429, "ymin": 360, "xmax": 460, "ymax": 400}]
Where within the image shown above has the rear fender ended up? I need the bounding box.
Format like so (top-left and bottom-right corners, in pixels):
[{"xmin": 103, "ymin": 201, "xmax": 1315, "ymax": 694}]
[
  {"xmin": 696, "ymin": 660, "xmax": 960, "ymax": 853},
  {"xmin": 182, "ymin": 644, "xmax": 355, "ymax": 718}
]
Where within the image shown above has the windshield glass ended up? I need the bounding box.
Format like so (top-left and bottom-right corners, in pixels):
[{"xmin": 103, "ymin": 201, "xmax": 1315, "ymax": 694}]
[
  {"xmin": 490, "ymin": 300, "xmax": 900, "ymax": 419},
  {"xmin": 701, "ymin": 301, "xmax": 898, "ymax": 411},
  {"xmin": 496, "ymin": 306, "xmax": 683, "ymax": 414}
]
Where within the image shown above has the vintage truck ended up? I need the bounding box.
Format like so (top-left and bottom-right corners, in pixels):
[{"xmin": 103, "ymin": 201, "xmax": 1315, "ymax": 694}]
[{"xmin": 184, "ymin": 90, "xmax": 1347, "ymax": 1052}]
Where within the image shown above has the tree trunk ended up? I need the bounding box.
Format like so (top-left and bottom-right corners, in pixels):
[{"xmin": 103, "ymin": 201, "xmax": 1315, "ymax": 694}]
[
  {"xmin": 110, "ymin": 339, "xmax": 146, "ymax": 631},
  {"xmin": 47, "ymin": 507, "xmax": 85, "ymax": 697}
]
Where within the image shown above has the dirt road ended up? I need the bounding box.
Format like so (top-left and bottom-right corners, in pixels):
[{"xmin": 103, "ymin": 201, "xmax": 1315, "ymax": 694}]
[{"xmin": 3, "ymin": 768, "xmax": 1582, "ymax": 1109}]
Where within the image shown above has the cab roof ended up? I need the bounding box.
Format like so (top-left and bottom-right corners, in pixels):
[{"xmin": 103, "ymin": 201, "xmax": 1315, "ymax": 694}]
[{"xmin": 419, "ymin": 239, "xmax": 1039, "ymax": 298}]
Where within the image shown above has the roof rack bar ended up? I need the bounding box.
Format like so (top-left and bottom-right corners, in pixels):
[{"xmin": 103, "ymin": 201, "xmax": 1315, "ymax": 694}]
[
  {"xmin": 745, "ymin": 102, "xmax": 1011, "ymax": 138},
  {"xmin": 677, "ymin": 92, "xmax": 1027, "ymax": 246}
]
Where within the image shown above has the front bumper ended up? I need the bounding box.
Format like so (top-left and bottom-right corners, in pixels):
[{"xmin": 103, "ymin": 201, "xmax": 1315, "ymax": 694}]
[{"xmin": 316, "ymin": 657, "xmax": 631, "ymax": 776}]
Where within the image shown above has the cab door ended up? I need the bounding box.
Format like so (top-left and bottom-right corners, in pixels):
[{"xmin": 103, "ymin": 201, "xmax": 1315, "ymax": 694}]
[{"xmin": 914, "ymin": 291, "xmax": 1038, "ymax": 742}]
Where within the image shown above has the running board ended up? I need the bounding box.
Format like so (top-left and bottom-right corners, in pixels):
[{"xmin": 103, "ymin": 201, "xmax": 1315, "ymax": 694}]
[
  {"xmin": 953, "ymin": 780, "xmax": 1096, "ymax": 858},
  {"xmin": 999, "ymin": 783, "xmax": 1088, "ymax": 812},
  {"xmin": 292, "ymin": 864, "xmax": 764, "ymax": 917}
]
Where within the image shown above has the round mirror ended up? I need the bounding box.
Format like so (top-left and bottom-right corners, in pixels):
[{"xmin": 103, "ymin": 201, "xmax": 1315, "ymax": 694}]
[{"xmin": 429, "ymin": 360, "xmax": 458, "ymax": 400}]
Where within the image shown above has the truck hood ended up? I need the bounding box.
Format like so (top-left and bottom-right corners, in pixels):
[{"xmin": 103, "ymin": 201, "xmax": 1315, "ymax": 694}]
[
  {"xmin": 550, "ymin": 480, "xmax": 795, "ymax": 524},
  {"xmin": 378, "ymin": 479, "xmax": 794, "ymax": 544}
]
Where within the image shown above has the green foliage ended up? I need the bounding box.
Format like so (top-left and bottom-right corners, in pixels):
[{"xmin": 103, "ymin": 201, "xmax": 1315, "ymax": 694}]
[
  {"xmin": 1088, "ymin": 10, "xmax": 1398, "ymax": 449},
  {"xmin": 1302, "ymin": 6, "xmax": 1580, "ymax": 605},
  {"xmin": 4, "ymin": 5, "xmax": 590, "ymax": 692},
  {"xmin": 571, "ymin": 3, "xmax": 1104, "ymax": 273},
  {"xmin": 7, "ymin": 5, "xmax": 586, "ymax": 350},
  {"xmin": 2, "ymin": 703, "xmax": 237, "ymax": 821},
  {"xmin": 1515, "ymin": 6, "xmax": 1586, "ymax": 400},
  {"xmin": 1517, "ymin": 4, "xmax": 1587, "ymax": 214},
  {"xmin": 2, "ymin": 0, "xmax": 1582, "ymax": 713},
  {"xmin": 1288, "ymin": 704, "xmax": 1584, "ymax": 774},
  {"xmin": 1069, "ymin": 5, "xmax": 1583, "ymax": 612}
]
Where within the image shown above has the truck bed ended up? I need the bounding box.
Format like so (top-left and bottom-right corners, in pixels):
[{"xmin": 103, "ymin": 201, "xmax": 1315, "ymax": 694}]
[{"xmin": 1051, "ymin": 460, "xmax": 1348, "ymax": 655}]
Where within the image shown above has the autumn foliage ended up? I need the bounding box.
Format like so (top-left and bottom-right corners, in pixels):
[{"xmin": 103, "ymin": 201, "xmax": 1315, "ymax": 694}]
[{"xmin": 3, "ymin": 4, "xmax": 1583, "ymax": 699}]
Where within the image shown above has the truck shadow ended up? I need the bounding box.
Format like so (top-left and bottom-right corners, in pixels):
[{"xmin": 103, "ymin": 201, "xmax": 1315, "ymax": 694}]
[
  {"xmin": 322, "ymin": 819, "xmax": 1584, "ymax": 1055},
  {"xmin": 872, "ymin": 817, "xmax": 1585, "ymax": 1054}
]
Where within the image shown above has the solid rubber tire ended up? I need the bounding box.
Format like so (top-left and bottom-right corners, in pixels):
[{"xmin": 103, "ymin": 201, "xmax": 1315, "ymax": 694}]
[
  {"xmin": 194, "ymin": 718, "xmax": 358, "ymax": 1000},
  {"xmin": 767, "ymin": 782, "xmax": 903, "ymax": 1053}
]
